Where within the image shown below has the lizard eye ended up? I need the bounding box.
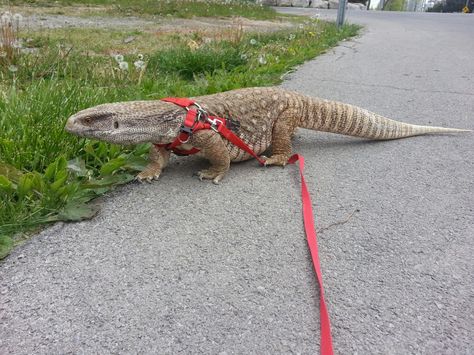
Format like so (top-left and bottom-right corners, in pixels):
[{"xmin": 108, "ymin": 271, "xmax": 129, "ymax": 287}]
[
  {"xmin": 83, "ymin": 117, "xmax": 92, "ymax": 124},
  {"xmin": 114, "ymin": 121, "xmax": 119, "ymax": 129}
]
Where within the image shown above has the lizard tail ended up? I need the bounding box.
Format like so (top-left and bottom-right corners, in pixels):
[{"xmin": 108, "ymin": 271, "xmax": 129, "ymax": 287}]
[{"xmin": 300, "ymin": 98, "xmax": 470, "ymax": 140}]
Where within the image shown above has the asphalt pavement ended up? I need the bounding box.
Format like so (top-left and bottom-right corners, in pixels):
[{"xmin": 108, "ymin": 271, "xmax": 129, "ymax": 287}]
[{"xmin": 1, "ymin": 9, "xmax": 473, "ymax": 355}]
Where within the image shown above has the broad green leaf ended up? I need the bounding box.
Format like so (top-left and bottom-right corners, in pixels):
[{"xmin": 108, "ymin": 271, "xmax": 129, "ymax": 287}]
[
  {"xmin": 124, "ymin": 155, "xmax": 148, "ymax": 172},
  {"xmin": 67, "ymin": 157, "xmax": 87, "ymax": 177},
  {"xmin": 17, "ymin": 174, "xmax": 34, "ymax": 198},
  {"xmin": 0, "ymin": 235, "xmax": 13, "ymax": 260},
  {"xmin": 44, "ymin": 161, "xmax": 57, "ymax": 181},
  {"xmin": 72, "ymin": 189, "xmax": 98, "ymax": 204},
  {"xmin": 50, "ymin": 170, "xmax": 68, "ymax": 192},
  {"xmin": 100, "ymin": 157, "xmax": 126, "ymax": 175},
  {"xmin": 30, "ymin": 172, "xmax": 45, "ymax": 193},
  {"xmin": 0, "ymin": 175, "xmax": 14, "ymax": 193},
  {"xmin": 133, "ymin": 143, "xmax": 151, "ymax": 156},
  {"xmin": 56, "ymin": 183, "xmax": 80, "ymax": 200},
  {"xmin": 81, "ymin": 174, "xmax": 135, "ymax": 194},
  {"xmin": 58, "ymin": 202, "xmax": 100, "ymax": 221},
  {"xmin": 55, "ymin": 156, "xmax": 67, "ymax": 175},
  {"xmin": 82, "ymin": 173, "xmax": 135, "ymax": 189}
]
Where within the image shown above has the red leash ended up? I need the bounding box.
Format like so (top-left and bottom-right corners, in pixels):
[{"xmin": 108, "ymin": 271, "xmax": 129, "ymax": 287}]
[
  {"xmin": 161, "ymin": 98, "xmax": 334, "ymax": 354},
  {"xmin": 288, "ymin": 154, "xmax": 334, "ymax": 355}
]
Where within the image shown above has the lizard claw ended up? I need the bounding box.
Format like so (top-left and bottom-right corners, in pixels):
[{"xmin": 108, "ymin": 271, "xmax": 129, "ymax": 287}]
[
  {"xmin": 195, "ymin": 169, "xmax": 224, "ymax": 184},
  {"xmin": 136, "ymin": 171, "xmax": 161, "ymax": 183},
  {"xmin": 261, "ymin": 155, "xmax": 288, "ymax": 167}
]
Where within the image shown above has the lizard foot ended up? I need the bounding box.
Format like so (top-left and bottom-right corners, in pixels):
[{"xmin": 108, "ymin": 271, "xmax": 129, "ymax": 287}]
[
  {"xmin": 195, "ymin": 169, "xmax": 225, "ymax": 185},
  {"xmin": 136, "ymin": 171, "xmax": 161, "ymax": 183},
  {"xmin": 261, "ymin": 154, "xmax": 289, "ymax": 167}
]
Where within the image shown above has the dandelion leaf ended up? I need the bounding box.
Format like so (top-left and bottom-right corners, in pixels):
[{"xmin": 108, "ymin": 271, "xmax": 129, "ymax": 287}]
[
  {"xmin": 58, "ymin": 202, "xmax": 100, "ymax": 222},
  {"xmin": 0, "ymin": 235, "xmax": 14, "ymax": 260}
]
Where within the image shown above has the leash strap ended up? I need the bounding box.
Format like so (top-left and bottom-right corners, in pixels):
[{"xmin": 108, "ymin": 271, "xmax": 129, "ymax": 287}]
[
  {"xmin": 212, "ymin": 120, "xmax": 265, "ymax": 165},
  {"xmin": 288, "ymin": 154, "xmax": 334, "ymax": 355},
  {"xmin": 160, "ymin": 98, "xmax": 334, "ymax": 354}
]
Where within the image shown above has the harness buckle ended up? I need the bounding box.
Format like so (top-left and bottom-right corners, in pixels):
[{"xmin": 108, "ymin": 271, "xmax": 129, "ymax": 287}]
[
  {"xmin": 180, "ymin": 125, "xmax": 193, "ymax": 135},
  {"xmin": 178, "ymin": 125, "xmax": 193, "ymax": 144},
  {"xmin": 207, "ymin": 117, "xmax": 223, "ymax": 132}
]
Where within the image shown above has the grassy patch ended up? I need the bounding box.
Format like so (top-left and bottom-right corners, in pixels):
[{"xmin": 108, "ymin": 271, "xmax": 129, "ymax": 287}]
[
  {"xmin": 0, "ymin": 13, "xmax": 359, "ymax": 258},
  {"xmin": 383, "ymin": 0, "xmax": 406, "ymax": 10},
  {"xmin": 4, "ymin": 0, "xmax": 279, "ymax": 19}
]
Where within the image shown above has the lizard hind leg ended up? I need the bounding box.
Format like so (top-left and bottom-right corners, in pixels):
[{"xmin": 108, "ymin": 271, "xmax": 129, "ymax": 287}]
[{"xmin": 263, "ymin": 121, "xmax": 295, "ymax": 167}]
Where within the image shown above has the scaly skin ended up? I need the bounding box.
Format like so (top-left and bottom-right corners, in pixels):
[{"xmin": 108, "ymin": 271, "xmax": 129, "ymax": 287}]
[{"xmin": 65, "ymin": 87, "xmax": 469, "ymax": 183}]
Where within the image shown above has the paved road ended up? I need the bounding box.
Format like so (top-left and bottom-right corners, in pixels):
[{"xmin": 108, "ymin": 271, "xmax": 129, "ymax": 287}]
[{"xmin": 1, "ymin": 10, "xmax": 473, "ymax": 355}]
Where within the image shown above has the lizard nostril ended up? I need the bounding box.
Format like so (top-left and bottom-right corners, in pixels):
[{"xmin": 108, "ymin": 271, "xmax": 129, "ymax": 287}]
[{"xmin": 114, "ymin": 121, "xmax": 119, "ymax": 129}]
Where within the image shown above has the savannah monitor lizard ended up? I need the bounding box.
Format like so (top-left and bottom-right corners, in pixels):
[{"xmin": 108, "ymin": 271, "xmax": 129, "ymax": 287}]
[{"xmin": 65, "ymin": 87, "xmax": 469, "ymax": 183}]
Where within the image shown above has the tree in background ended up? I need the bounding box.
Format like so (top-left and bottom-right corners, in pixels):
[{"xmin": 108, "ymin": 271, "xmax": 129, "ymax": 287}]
[
  {"xmin": 382, "ymin": 0, "xmax": 406, "ymax": 10},
  {"xmin": 428, "ymin": 0, "xmax": 473, "ymax": 11}
]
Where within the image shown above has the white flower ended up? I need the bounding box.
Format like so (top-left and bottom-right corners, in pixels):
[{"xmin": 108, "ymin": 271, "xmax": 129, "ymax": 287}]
[
  {"xmin": 13, "ymin": 13, "xmax": 23, "ymax": 23},
  {"xmin": 114, "ymin": 54, "xmax": 124, "ymax": 63},
  {"xmin": 118, "ymin": 61, "xmax": 129, "ymax": 71},
  {"xmin": 1, "ymin": 12, "xmax": 12, "ymax": 24},
  {"xmin": 8, "ymin": 65, "xmax": 18, "ymax": 73},
  {"xmin": 12, "ymin": 40, "xmax": 23, "ymax": 49},
  {"xmin": 299, "ymin": 24, "xmax": 304, "ymax": 29},
  {"xmin": 203, "ymin": 37, "xmax": 212, "ymax": 44},
  {"xmin": 137, "ymin": 53, "xmax": 144, "ymax": 60},
  {"xmin": 258, "ymin": 54, "xmax": 267, "ymax": 65},
  {"xmin": 134, "ymin": 60, "xmax": 145, "ymax": 70},
  {"xmin": 250, "ymin": 38, "xmax": 257, "ymax": 45},
  {"xmin": 288, "ymin": 34, "xmax": 296, "ymax": 41},
  {"xmin": 240, "ymin": 53, "xmax": 248, "ymax": 60}
]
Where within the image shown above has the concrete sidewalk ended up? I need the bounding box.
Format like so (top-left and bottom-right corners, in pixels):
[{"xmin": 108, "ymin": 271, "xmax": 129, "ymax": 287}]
[{"xmin": 1, "ymin": 10, "xmax": 473, "ymax": 354}]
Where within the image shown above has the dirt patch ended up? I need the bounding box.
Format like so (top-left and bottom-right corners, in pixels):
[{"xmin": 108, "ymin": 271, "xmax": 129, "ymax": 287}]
[{"xmin": 1, "ymin": 5, "xmax": 296, "ymax": 33}]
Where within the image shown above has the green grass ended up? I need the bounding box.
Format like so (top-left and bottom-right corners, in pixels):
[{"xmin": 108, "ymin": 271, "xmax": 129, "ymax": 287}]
[
  {"xmin": 0, "ymin": 16, "xmax": 359, "ymax": 258},
  {"xmin": 383, "ymin": 0, "xmax": 406, "ymax": 10},
  {"xmin": 4, "ymin": 0, "xmax": 279, "ymax": 19}
]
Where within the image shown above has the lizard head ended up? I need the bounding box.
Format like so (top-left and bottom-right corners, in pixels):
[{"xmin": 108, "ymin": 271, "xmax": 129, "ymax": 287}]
[{"xmin": 65, "ymin": 100, "xmax": 185, "ymax": 145}]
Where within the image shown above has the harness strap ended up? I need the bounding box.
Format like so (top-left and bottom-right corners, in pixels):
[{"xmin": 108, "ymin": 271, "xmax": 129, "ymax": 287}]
[
  {"xmin": 158, "ymin": 97, "xmax": 265, "ymax": 165},
  {"xmin": 161, "ymin": 97, "xmax": 196, "ymax": 107}
]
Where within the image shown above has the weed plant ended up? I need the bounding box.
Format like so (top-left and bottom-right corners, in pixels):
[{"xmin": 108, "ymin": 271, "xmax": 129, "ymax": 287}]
[{"xmin": 0, "ymin": 9, "xmax": 359, "ymax": 258}]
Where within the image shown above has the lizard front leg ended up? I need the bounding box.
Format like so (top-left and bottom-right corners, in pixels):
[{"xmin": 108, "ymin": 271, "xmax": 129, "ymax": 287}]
[
  {"xmin": 136, "ymin": 145, "xmax": 171, "ymax": 182},
  {"xmin": 191, "ymin": 130, "xmax": 230, "ymax": 184}
]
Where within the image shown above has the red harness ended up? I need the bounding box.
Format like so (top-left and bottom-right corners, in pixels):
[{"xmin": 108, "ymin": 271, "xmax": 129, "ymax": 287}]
[
  {"xmin": 157, "ymin": 97, "xmax": 265, "ymax": 165},
  {"xmin": 159, "ymin": 97, "xmax": 334, "ymax": 355}
]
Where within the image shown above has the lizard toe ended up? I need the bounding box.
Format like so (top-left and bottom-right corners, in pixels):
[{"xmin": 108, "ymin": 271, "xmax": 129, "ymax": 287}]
[
  {"xmin": 262, "ymin": 154, "xmax": 289, "ymax": 167},
  {"xmin": 196, "ymin": 169, "xmax": 224, "ymax": 183},
  {"xmin": 136, "ymin": 169, "xmax": 161, "ymax": 183}
]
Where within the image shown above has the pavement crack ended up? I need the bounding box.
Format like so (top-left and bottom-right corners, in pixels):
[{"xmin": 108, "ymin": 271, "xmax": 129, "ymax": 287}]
[
  {"xmin": 334, "ymin": 44, "xmax": 359, "ymax": 62},
  {"xmin": 318, "ymin": 209, "xmax": 359, "ymax": 234}
]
